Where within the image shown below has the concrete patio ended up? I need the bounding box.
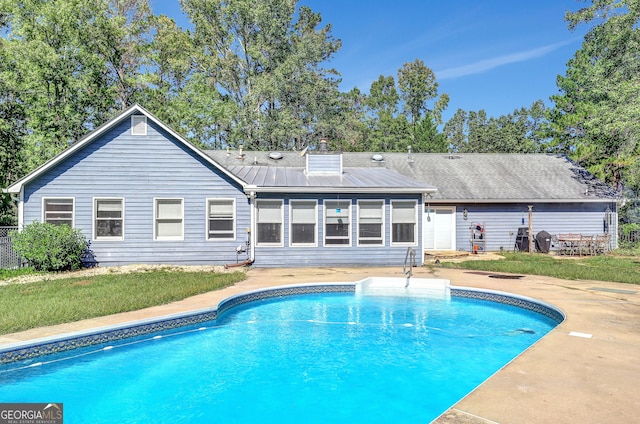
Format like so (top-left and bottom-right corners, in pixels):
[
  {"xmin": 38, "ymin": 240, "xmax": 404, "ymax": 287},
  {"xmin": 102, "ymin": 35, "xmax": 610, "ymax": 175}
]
[{"xmin": 1, "ymin": 265, "xmax": 639, "ymax": 423}]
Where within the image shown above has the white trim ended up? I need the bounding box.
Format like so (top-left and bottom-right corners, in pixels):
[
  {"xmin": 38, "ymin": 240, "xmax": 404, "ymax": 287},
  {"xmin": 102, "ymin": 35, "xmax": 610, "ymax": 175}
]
[
  {"xmin": 390, "ymin": 200, "xmax": 418, "ymax": 246},
  {"xmin": 289, "ymin": 199, "xmax": 318, "ymax": 247},
  {"xmin": 255, "ymin": 199, "xmax": 284, "ymax": 247},
  {"xmin": 249, "ymin": 193, "xmax": 256, "ymax": 261},
  {"xmin": 17, "ymin": 189, "xmax": 24, "ymax": 229},
  {"xmin": 153, "ymin": 198, "xmax": 184, "ymax": 241},
  {"xmin": 426, "ymin": 198, "xmax": 612, "ymax": 204},
  {"xmin": 323, "ymin": 199, "xmax": 352, "ymax": 247},
  {"xmin": 93, "ymin": 197, "xmax": 125, "ymax": 241},
  {"xmin": 243, "ymin": 185, "xmax": 436, "ymax": 195},
  {"xmin": 206, "ymin": 198, "xmax": 236, "ymax": 241},
  {"xmin": 356, "ymin": 199, "xmax": 385, "ymax": 247},
  {"xmin": 42, "ymin": 197, "xmax": 75, "ymax": 227},
  {"xmin": 131, "ymin": 115, "xmax": 147, "ymax": 135}
]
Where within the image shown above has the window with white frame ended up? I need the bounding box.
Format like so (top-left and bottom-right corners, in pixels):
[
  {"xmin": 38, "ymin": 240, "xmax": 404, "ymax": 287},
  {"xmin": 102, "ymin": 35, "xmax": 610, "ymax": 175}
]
[
  {"xmin": 290, "ymin": 200, "xmax": 317, "ymax": 246},
  {"xmin": 207, "ymin": 199, "xmax": 235, "ymax": 239},
  {"xmin": 324, "ymin": 200, "xmax": 351, "ymax": 246},
  {"xmin": 155, "ymin": 198, "xmax": 183, "ymax": 240},
  {"xmin": 94, "ymin": 198, "xmax": 124, "ymax": 239},
  {"xmin": 131, "ymin": 115, "xmax": 147, "ymax": 135},
  {"xmin": 358, "ymin": 200, "xmax": 384, "ymax": 246},
  {"xmin": 391, "ymin": 200, "xmax": 417, "ymax": 244},
  {"xmin": 43, "ymin": 198, "xmax": 74, "ymax": 226},
  {"xmin": 256, "ymin": 200, "xmax": 283, "ymax": 245}
]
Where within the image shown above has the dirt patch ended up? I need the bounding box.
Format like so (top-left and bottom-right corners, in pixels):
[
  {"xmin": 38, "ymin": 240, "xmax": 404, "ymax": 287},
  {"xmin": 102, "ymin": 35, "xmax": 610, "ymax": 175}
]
[{"xmin": 1, "ymin": 264, "xmax": 229, "ymax": 286}]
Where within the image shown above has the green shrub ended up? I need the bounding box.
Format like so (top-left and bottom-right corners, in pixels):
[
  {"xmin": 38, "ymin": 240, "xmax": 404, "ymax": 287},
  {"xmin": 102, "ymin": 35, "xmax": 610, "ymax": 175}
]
[
  {"xmin": 619, "ymin": 222, "xmax": 640, "ymax": 250},
  {"xmin": 620, "ymin": 222, "xmax": 640, "ymax": 235},
  {"xmin": 10, "ymin": 222, "xmax": 88, "ymax": 272}
]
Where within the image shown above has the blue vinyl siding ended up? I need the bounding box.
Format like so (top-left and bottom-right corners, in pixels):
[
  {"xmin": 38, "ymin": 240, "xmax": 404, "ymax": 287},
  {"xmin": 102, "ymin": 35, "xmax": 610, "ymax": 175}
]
[
  {"xmin": 19, "ymin": 109, "xmax": 618, "ymax": 267},
  {"xmin": 22, "ymin": 115, "xmax": 249, "ymax": 266},
  {"xmin": 452, "ymin": 202, "xmax": 618, "ymax": 252},
  {"xmin": 252, "ymin": 194, "xmax": 422, "ymax": 267}
]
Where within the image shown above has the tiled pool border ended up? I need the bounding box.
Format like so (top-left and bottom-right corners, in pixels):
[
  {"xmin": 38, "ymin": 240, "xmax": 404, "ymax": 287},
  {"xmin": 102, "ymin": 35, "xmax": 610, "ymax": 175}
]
[{"xmin": 0, "ymin": 283, "xmax": 564, "ymax": 365}]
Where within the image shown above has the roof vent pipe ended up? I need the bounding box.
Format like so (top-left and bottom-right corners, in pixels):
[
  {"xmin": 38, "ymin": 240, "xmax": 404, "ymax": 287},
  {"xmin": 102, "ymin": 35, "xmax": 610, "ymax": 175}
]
[
  {"xmin": 407, "ymin": 145, "xmax": 414, "ymax": 163},
  {"xmin": 318, "ymin": 137, "xmax": 328, "ymax": 153},
  {"xmin": 238, "ymin": 145, "xmax": 244, "ymax": 159}
]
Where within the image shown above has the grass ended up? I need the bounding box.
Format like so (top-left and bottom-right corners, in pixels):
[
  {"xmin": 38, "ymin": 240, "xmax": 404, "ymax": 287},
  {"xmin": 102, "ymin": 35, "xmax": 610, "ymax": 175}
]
[
  {"xmin": 1, "ymin": 251, "xmax": 638, "ymax": 336},
  {"xmin": 0, "ymin": 270, "xmax": 245, "ymax": 335},
  {"xmin": 0, "ymin": 267, "xmax": 38, "ymax": 281},
  {"xmin": 436, "ymin": 252, "xmax": 640, "ymax": 285}
]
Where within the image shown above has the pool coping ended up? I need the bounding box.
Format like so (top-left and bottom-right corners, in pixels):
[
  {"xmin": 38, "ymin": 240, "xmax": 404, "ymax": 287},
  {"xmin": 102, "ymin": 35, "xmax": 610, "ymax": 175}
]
[{"xmin": 0, "ymin": 280, "xmax": 564, "ymax": 365}]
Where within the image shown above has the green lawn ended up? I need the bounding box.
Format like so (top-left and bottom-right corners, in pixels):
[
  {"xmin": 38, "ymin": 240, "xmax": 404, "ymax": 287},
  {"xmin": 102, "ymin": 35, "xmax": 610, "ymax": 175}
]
[
  {"xmin": 0, "ymin": 270, "xmax": 245, "ymax": 335},
  {"xmin": 1, "ymin": 252, "xmax": 638, "ymax": 336},
  {"xmin": 436, "ymin": 252, "xmax": 640, "ymax": 285}
]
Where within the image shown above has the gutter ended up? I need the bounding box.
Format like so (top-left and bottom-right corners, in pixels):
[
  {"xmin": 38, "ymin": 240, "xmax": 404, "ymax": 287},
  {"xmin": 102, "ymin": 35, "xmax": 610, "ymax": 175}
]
[
  {"xmin": 427, "ymin": 198, "xmax": 620, "ymax": 204},
  {"xmin": 243, "ymin": 185, "xmax": 437, "ymax": 195}
]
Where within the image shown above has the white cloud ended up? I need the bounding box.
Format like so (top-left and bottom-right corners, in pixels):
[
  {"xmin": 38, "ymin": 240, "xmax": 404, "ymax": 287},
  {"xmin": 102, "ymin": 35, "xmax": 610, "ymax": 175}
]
[{"xmin": 436, "ymin": 39, "xmax": 579, "ymax": 80}]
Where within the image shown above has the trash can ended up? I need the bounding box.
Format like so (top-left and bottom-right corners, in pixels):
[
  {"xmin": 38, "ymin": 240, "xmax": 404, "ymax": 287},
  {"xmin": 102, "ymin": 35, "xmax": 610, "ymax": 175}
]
[{"xmin": 535, "ymin": 230, "xmax": 552, "ymax": 253}]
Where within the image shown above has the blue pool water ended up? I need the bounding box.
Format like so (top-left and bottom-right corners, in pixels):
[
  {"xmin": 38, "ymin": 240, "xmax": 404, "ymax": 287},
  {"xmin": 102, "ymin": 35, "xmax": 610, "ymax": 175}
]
[{"xmin": 0, "ymin": 293, "xmax": 558, "ymax": 423}]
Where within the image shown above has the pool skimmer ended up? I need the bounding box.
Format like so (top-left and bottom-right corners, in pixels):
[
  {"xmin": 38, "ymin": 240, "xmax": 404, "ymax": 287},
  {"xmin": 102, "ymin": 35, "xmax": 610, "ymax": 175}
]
[{"xmin": 569, "ymin": 331, "xmax": 593, "ymax": 338}]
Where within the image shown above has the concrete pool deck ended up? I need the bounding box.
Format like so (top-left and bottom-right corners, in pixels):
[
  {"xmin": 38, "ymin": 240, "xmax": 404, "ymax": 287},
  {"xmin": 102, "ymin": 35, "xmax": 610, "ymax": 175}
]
[{"xmin": 1, "ymin": 265, "xmax": 639, "ymax": 423}]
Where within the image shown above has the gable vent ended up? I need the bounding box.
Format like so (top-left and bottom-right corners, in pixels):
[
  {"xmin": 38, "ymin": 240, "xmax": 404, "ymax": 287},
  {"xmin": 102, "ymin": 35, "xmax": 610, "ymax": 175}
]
[{"xmin": 131, "ymin": 115, "xmax": 147, "ymax": 135}]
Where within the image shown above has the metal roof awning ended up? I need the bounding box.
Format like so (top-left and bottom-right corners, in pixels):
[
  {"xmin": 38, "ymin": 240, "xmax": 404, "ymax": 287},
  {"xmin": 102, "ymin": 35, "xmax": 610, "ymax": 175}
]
[{"xmin": 232, "ymin": 166, "xmax": 436, "ymax": 195}]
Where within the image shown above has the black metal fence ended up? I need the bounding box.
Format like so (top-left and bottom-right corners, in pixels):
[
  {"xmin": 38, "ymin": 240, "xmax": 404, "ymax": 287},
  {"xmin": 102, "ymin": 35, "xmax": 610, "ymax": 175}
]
[
  {"xmin": 0, "ymin": 227, "xmax": 21, "ymax": 269},
  {"xmin": 618, "ymin": 228, "xmax": 640, "ymax": 248}
]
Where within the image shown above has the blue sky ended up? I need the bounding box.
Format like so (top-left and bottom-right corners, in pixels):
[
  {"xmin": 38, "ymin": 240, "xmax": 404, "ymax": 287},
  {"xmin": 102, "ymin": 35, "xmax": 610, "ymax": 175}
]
[{"xmin": 152, "ymin": 1, "xmax": 590, "ymax": 121}]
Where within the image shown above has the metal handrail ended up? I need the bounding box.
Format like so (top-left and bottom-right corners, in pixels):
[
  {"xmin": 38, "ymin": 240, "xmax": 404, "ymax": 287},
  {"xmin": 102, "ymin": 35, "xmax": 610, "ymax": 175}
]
[{"xmin": 403, "ymin": 246, "xmax": 416, "ymax": 287}]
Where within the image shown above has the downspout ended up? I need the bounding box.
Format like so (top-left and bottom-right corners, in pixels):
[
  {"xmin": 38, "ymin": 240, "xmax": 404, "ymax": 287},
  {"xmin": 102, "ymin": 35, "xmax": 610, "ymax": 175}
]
[
  {"xmin": 224, "ymin": 191, "xmax": 256, "ymax": 269},
  {"xmin": 420, "ymin": 192, "xmax": 426, "ymax": 266},
  {"xmin": 15, "ymin": 190, "xmax": 23, "ymax": 230},
  {"xmin": 249, "ymin": 191, "xmax": 256, "ymax": 264}
]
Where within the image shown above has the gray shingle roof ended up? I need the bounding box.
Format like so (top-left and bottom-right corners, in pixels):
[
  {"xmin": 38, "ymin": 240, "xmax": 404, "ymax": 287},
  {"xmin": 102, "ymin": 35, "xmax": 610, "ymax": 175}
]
[{"xmin": 205, "ymin": 150, "xmax": 619, "ymax": 202}]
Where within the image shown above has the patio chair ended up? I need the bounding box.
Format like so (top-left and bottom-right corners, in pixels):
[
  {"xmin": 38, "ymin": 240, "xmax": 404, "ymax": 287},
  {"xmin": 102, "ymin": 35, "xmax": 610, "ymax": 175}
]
[
  {"xmin": 579, "ymin": 235, "xmax": 594, "ymax": 256},
  {"xmin": 593, "ymin": 234, "xmax": 610, "ymax": 255}
]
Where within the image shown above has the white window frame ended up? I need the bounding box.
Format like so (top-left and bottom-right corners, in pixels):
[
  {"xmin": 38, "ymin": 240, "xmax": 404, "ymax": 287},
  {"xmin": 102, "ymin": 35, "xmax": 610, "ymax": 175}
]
[
  {"xmin": 93, "ymin": 197, "xmax": 124, "ymax": 241},
  {"xmin": 154, "ymin": 198, "xmax": 184, "ymax": 241},
  {"xmin": 324, "ymin": 199, "xmax": 352, "ymax": 247},
  {"xmin": 357, "ymin": 200, "xmax": 385, "ymax": 247},
  {"xmin": 42, "ymin": 197, "xmax": 74, "ymax": 227},
  {"xmin": 391, "ymin": 200, "xmax": 418, "ymax": 246},
  {"xmin": 256, "ymin": 199, "xmax": 283, "ymax": 246},
  {"xmin": 131, "ymin": 115, "xmax": 147, "ymax": 135},
  {"xmin": 289, "ymin": 200, "xmax": 317, "ymax": 247},
  {"xmin": 206, "ymin": 198, "xmax": 236, "ymax": 240}
]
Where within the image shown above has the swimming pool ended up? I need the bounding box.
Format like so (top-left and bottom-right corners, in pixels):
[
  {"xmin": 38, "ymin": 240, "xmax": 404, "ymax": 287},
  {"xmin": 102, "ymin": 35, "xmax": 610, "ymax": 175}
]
[{"xmin": 0, "ymin": 280, "xmax": 562, "ymax": 423}]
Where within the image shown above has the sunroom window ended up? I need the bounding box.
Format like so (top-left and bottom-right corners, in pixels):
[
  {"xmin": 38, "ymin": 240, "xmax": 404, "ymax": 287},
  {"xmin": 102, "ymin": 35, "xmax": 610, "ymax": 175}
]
[
  {"xmin": 324, "ymin": 200, "xmax": 350, "ymax": 246},
  {"xmin": 391, "ymin": 200, "xmax": 417, "ymax": 244},
  {"xmin": 256, "ymin": 200, "xmax": 282, "ymax": 245},
  {"xmin": 358, "ymin": 200, "xmax": 384, "ymax": 246},
  {"xmin": 290, "ymin": 200, "xmax": 317, "ymax": 246}
]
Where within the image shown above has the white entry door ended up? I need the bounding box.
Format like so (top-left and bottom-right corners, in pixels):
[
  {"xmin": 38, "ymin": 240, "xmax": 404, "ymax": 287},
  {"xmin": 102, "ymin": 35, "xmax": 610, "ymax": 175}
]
[{"xmin": 424, "ymin": 206, "xmax": 456, "ymax": 250}]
